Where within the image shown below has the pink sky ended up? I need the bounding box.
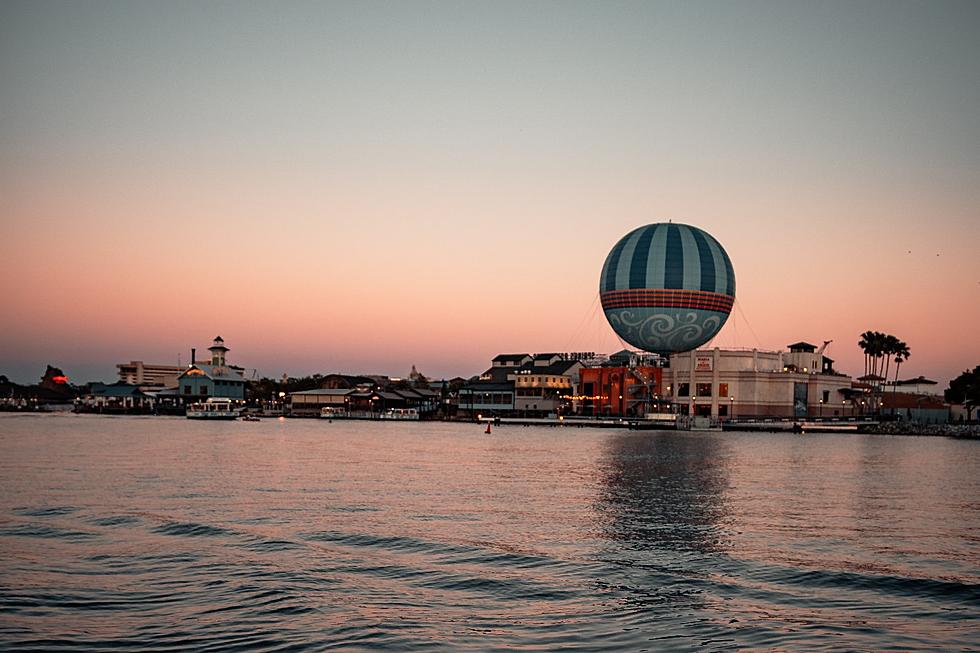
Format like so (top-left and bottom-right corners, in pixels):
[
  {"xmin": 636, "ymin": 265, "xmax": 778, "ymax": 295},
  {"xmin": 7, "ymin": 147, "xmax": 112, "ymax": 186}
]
[{"xmin": 1, "ymin": 2, "xmax": 978, "ymax": 387}]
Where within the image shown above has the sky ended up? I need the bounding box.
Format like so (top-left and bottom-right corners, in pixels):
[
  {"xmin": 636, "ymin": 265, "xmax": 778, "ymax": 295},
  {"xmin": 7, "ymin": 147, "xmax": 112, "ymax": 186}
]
[{"xmin": 1, "ymin": 0, "xmax": 978, "ymax": 387}]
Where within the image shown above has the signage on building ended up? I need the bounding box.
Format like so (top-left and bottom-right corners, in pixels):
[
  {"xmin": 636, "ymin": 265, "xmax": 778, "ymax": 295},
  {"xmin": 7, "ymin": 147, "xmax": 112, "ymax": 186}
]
[{"xmin": 695, "ymin": 356, "xmax": 713, "ymax": 372}]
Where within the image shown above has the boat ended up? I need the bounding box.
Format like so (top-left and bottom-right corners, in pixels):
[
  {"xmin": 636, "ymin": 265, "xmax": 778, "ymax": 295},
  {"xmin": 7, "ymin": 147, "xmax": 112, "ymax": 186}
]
[
  {"xmin": 242, "ymin": 414, "xmax": 261, "ymax": 422},
  {"xmin": 380, "ymin": 408, "xmax": 419, "ymax": 421},
  {"xmin": 186, "ymin": 398, "xmax": 242, "ymax": 420}
]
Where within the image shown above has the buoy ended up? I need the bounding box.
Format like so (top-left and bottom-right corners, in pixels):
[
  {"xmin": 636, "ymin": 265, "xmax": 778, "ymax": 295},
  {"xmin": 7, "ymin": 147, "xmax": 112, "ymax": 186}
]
[{"xmin": 485, "ymin": 422, "xmax": 492, "ymax": 434}]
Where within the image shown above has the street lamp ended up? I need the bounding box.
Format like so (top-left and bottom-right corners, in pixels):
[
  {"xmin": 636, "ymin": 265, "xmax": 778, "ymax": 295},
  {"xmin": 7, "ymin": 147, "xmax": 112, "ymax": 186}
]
[
  {"xmin": 819, "ymin": 398, "xmax": 824, "ymax": 419},
  {"xmin": 729, "ymin": 396, "xmax": 735, "ymax": 422}
]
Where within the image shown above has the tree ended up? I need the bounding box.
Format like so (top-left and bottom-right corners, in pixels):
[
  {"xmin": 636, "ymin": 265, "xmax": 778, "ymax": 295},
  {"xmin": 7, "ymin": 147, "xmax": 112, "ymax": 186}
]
[
  {"xmin": 892, "ymin": 340, "xmax": 910, "ymax": 385},
  {"xmin": 881, "ymin": 334, "xmax": 902, "ymax": 389},
  {"xmin": 859, "ymin": 331, "xmax": 874, "ymax": 377},
  {"xmin": 945, "ymin": 366, "xmax": 980, "ymax": 421}
]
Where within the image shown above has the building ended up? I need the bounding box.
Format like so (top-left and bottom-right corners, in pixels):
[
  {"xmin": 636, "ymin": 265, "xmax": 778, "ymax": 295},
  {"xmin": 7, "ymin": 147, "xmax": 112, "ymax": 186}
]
[
  {"xmin": 457, "ymin": 382, "xmax": 516, "ymax": 417},
  {"xmin": 663, "ymin": 343, "xmax": 854, "ymax": 419},
  {"xmin": 77, "ymin": 382, "xmax": 153, "ymax": 413},
  {"xmin": 511, "ymin": 356, "xmax": 584, "ymax": 416},
  {"xmin": 117, "ymin": 361, "xmax": 183, "ymax": 388},
  {"xmin": 578, "ymin": 365, "xmax": 664, "ymax": 417},
  {"xmin": 885, "ymin": 376, "xmax": 941, "ymax": 396},
  {"xmin": 461, "ymin": 352, "xmax": 595, "ymax": 417},
  {"xmin": 880, "ymin": 392, "xmax": 948, "ymax": 424},
  {"xmin": 175, "ymin": 336, "xmax": 246, "ymax": 401},
  {"xmin": 288, "ymin": 388, "xmax": 353, "ymax": 416}
]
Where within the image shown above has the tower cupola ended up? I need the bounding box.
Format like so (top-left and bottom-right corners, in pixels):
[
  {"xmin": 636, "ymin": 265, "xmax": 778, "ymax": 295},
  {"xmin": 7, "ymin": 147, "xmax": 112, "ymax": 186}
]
[{"xmin": 209, "ymin": 335, "xmax": 229, "ymax": 367}]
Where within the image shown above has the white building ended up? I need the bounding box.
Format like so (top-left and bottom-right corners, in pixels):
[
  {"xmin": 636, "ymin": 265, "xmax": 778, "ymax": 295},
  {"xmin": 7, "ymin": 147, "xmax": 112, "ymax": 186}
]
[
  {"xmin": 664, "ymin": 342, "xmax": 854, "ymax": 419},
  {"xmin": 117, "ymin": 361, "xmax": 183, "ymax": 388}
]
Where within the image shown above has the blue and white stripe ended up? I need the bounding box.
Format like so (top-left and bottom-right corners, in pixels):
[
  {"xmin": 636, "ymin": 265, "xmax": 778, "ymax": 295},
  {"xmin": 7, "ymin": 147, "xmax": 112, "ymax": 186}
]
[{"xmin": 600, "ymin": 223, "xmax": 735, "ymax": 297}]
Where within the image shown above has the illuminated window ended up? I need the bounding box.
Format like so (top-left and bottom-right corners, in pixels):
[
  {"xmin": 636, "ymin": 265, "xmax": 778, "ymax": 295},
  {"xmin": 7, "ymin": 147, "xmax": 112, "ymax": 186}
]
[{"xmin": 719, "ymin": 383, "xmax": 729, "ymax": 397}]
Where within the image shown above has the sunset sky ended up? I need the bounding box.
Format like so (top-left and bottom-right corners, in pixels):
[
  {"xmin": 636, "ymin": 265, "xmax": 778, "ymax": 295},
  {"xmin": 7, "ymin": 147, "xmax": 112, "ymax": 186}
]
[{"xmin": 1, "ymin": 1, "xmax": 978, "ymax": 387}]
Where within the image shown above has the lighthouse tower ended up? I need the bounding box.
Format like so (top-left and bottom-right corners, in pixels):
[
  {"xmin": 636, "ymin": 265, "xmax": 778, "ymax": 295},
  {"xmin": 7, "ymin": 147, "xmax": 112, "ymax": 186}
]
[{"xmin": 209, "ymin": 336, "xmax": 229, "ymax": 367}]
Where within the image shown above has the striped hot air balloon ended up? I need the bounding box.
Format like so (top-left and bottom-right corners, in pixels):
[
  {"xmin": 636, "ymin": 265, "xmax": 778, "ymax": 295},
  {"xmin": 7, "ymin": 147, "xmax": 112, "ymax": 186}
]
[{"xmin": 600, "ymin": 223, "xmax": 735, "ymax": 354}]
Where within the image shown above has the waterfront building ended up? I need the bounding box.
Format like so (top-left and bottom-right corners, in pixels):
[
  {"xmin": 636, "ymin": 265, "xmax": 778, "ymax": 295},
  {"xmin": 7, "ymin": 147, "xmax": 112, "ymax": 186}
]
[
  {"xmin": 576, "ymin": 349, "xmax": 667, "ymax": 417},
  {"xmin": 663, "ymin": 343, "xmax": 854, "ymax": 419},
  {"xmin": 77, "ymin": 382, "xmax": 153, "ymax": 413},
  {"xmin": 885, "ymin": 376, "xmax": 941, "ymax": 396},
  {"xmin": 463, "ymin": 352, "xmax": 591, "ymax": 417},
  {"xmin": 288, "ymin": 388, "xmax": 353, "ymax": 416},
  {"xmin": 392, "ymin": 387, "xmax": 441, "ymax": 416},
  {"xmin": 880, "ymin": 392, "xmax": 948, "ymax": 424},
  {"xmin": 578, "ymin": 364, "xmax": 664, "ymax": 417},
  {"xmin": 512, "ymin": 359, "xmax": 582, "ymax": 416},
  {"xmin": 457, "ymin": 382, "xmax": 515, "ymax": 417},
  {"xmin": 116, "ymin": 361, "xmax": 183, "ymax": 388},
  {"xmin": 175, "ymin": 336, "xmax": 246, "ymax": 400}
]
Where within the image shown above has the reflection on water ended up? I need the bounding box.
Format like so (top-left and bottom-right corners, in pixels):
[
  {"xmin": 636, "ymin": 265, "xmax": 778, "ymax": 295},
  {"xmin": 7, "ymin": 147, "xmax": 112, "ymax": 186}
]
[
  {"xmin": 599, "ymin": 432, "xmax": 731, "ymax": 554},
  {"xmin": 0, "ymin": 415, "xmax": 978, "ymax": 651}
]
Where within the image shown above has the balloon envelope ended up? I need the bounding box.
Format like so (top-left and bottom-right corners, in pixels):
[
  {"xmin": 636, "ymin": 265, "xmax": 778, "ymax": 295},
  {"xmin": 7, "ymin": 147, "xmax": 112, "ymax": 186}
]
[{"xmin": 600, "ymin": 223, "xmax": 735, "ymax": 354}]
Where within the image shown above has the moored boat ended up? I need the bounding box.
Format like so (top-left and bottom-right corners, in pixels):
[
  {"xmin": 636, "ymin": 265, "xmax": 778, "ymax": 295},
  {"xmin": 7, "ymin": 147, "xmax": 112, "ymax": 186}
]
[
  {"xmin": 186, "ymin": 398, "xmax": 241, "ymax": 420},
  {"xmin": 380, "ymin": 408, "xmax": 419, "ymax": 420}
]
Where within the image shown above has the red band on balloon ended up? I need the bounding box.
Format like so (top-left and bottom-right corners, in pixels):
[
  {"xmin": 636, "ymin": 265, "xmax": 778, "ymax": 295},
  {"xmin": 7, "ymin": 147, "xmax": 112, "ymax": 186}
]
[{"xmin": 601, "ymin": 289, "xmax": 734, "ymax": 313}]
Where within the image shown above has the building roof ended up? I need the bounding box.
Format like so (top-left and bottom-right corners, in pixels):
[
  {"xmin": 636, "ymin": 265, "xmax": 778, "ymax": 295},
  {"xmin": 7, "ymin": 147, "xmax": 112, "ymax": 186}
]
[
  {"xmin": 92, "ymin": 383, "xmax": 145, "ymax": 397},
  {"xmin": 290, "ymin": 389, "xmax": 353, "ymax": 396},
  {"xmin": 392, "ymin": 388, "xmax": 423, "ymax": 400},
  {"xmin": 178, "ymin": 363, "xmax": 244, "ymax": 382},
  {"xmin": 787, "ymin": 341, "xmax": 817, "ymax": 352},
  {"xmin": 460, "ymin": 382, "xmax": 514, "ymax": 392},
  {"xmin": 895, "ymin": 376, "xmax": 938, "ymax": 385},
  {"xmin": 542, "ymin": 360, "xmax": 581, "ymax": 375},
  {"xmin": 492, "ymin": 353, "xmax": 530, "ymax": 363},
  {"xmin": 608, "ymin": 349, "xmax": 634, "ymax": 361}
]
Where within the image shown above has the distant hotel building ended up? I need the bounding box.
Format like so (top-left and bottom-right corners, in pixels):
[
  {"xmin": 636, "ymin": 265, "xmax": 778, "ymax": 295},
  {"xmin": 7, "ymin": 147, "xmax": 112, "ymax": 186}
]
[{"xmin": 117, "ymin": 361, "xmax": 183, "ymax": 388}]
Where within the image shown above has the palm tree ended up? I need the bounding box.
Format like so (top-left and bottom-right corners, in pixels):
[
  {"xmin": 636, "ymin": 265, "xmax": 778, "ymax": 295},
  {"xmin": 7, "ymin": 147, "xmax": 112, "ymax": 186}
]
[
  {"xmin": 858, "ymin": 331, "xmax": 875, "ymax": 377},
  {"xmin": 892, "ymin": 341, "xmax": 910, "ymax": 387},
  {"xmin": 881, "ymin": 334, "xmax": 899, "ymax": 391}
]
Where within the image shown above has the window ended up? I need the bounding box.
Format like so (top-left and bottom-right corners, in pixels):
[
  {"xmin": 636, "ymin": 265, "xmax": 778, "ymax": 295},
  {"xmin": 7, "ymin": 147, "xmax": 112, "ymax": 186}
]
[
  {"xmin": 201, "ymin": 386, "xmax": 208, "ymax": 396},
  {"xmin": 696, "ymin": 383, "xmax": 712, "ymax": 397},
  {"xmin": 822, "ymin": 390, "xmax": 830, "ymax": 403},
  {"xmin": 183, "ymin": 385, "xmax": 191, "ymax": 395},
  {"xmin": 678, "ymin": 383, "xmax": 690, "ymax": 397},
  {"xmin": 719, "ymin": 383, "xmax": 729, "ymax": 398}
]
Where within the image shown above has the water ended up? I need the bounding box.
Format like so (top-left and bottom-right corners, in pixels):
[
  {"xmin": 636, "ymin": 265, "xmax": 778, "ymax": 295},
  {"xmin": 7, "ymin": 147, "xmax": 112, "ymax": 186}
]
[{"xmin": 1, "ymin": 414, "xmax": 977, "ymax": 651}]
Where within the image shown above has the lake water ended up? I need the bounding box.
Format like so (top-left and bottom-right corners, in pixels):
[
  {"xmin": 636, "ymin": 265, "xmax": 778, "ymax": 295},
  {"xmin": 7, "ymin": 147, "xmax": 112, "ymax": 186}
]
[{"xmin": 0, "ymin": 414, "xmax": 977, "ymax": 651}]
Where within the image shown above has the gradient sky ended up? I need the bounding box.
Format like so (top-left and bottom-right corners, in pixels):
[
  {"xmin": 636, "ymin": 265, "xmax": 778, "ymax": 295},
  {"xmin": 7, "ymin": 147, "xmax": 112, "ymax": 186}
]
[{"xmin": 1, "ymin": 0, "xmax": 978, "ymax": 387}]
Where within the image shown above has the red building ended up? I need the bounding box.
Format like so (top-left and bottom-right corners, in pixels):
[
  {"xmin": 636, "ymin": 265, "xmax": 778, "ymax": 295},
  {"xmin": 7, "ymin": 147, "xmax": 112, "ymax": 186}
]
[{"xmin": 577, "ymin": 366, "xmax": 664, "ymax": 416}]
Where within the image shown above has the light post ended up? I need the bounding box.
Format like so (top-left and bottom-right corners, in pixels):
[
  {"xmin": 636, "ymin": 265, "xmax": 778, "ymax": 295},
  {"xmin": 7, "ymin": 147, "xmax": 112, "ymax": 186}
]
[
  {"xmin": 692, "ymin": 395, "xmax": 697, "ymax": 417},
  {"xmin": 729, "ymin": 396, "xmax": 735, "ymax": 422},
  {"xmin": 819, "ymin": 398, "xmax": 824, "ymax": 419}
]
